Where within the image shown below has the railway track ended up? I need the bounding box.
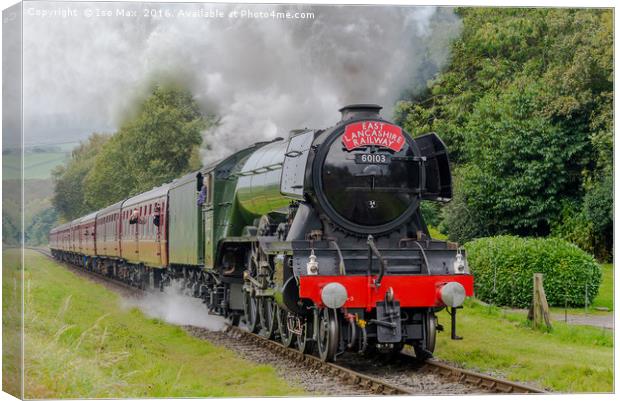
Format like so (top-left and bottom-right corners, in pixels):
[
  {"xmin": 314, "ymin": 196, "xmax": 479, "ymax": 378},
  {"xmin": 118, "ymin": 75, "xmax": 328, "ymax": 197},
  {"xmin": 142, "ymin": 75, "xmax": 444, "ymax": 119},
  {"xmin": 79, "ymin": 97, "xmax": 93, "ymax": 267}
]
[
  {"xmin": 33, "ymin": 247, "xmax": 546, "ymax": 396},
  {"xmin": 222, "ymin": 324, "xmax": 545, "ymax": 395},
  {"xmin": 224, "ymin": 324, "xmax": 413, "ymax": 395}
]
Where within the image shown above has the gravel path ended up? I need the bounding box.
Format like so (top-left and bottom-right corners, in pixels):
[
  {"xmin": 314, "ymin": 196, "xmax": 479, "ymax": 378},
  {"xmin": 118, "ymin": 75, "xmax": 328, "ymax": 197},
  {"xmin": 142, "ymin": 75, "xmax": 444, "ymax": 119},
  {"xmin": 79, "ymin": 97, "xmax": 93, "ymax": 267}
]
[
  {"xmin": 551, "ymin": 313, "xmax": 614, "ymax": 330},
  {"xmin": 504, "ymin": 302, "xmax": 614, "ymax": 330}
]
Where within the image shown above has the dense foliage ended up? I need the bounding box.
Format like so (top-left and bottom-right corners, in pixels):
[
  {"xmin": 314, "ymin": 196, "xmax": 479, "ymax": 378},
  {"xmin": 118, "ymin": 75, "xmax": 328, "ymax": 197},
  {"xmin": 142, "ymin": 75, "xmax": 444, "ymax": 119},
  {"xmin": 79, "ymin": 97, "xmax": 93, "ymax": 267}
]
[
  {"xmin": 52, "ymin": 134, "xmax": 110, "ymax": 220},
  {"xmin": 466, "ymin": 236, "xmax": 601, "ymax": 308},
  {"xmin": 52, "ymin": 85, "xmax": 206, "ymax": 220},
  {"xmin": 396, "ymin": 8, "xmax": 613, "ymax": 260},
  {"xmin": 25, "ymin": 207, "xmax": 59, "ymax": 245}
]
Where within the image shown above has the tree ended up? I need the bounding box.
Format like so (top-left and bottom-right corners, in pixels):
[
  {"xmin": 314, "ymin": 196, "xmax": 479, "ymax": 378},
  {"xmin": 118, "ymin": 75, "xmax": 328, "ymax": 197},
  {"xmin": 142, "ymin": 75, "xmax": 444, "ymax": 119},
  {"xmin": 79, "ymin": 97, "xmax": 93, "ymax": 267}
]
[
  {"xmin": 460, "ymin": 80, "xmax": 588, "ymax": 235},
  {"xmin": 25, "ymin": 207, "xmax": 59, "ymax": 245},
  {"xmin": 83, "ymin": 85, "xmax": 207, "ymax": 209},
  {"xmin": 439, "ymin": 166, "xmax": 488, "ymax": 244},
  {"xmin": 396, "ymin": 8, "xmax": 613, "ymax": 258},
  {"xmin": 51, "ymin": 84, "xmax": 207, "ymax": 219},
  {"xmin": 51, "ymin": 133, "xmax": 110, "ymax": 220}
]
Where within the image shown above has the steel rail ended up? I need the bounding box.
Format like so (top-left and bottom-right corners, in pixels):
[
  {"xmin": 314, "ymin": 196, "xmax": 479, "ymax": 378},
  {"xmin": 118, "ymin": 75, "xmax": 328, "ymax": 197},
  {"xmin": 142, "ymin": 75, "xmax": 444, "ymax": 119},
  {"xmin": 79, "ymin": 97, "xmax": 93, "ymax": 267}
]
[{"xmin": 420, "ymin": 358, "xmax": 545, "ymax": 394}]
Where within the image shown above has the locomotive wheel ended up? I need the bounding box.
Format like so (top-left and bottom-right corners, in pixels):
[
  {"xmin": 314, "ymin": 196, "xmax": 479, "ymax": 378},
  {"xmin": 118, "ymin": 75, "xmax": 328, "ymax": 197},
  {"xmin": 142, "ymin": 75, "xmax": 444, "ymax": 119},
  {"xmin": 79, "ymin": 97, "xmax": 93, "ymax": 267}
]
[
  {"xmin": 426, "ymin": 313, "xmax": 437, "ymax": 353},
  {"xmin": 227, "ymin": 312, "xmax": 241, "ymax": 326},
  {"xmin": 243, "ymin": 290, "xmax": 260, "ymax": 333},
  {"xmin": 296, "ymin": 317, "xmax": 314, "ymax": 354},
  {"xmin": 414, "ymin": 312, "xmax": 437, "ymax": 360},
  {"xmin": 317, "ymin": 308, "xmax": 339, "ymax": 362},
  {"xmin": 276, "ymin": 306, "xmax": 295, "ymax": 347},
  {"xmin": 258, "ymin": 297, "xmax": 277, "ymax": 339}
]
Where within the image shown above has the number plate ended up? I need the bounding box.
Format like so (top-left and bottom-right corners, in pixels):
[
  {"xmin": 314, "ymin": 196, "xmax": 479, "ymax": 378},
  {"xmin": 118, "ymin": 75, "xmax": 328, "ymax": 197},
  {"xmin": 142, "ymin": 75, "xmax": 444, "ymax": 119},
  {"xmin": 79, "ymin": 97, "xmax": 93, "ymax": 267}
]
[{"xmin": 355, "ymin": 154, "xmax": 391, "ymax": 164}]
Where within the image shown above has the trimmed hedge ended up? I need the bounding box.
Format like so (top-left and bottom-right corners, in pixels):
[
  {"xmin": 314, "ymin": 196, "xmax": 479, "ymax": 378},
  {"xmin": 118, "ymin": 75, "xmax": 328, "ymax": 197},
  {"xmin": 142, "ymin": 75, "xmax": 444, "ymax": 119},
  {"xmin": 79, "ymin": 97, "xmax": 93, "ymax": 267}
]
[{"xmin": 465, "ymin": 236, "xmax": 601, "ymax": 308}]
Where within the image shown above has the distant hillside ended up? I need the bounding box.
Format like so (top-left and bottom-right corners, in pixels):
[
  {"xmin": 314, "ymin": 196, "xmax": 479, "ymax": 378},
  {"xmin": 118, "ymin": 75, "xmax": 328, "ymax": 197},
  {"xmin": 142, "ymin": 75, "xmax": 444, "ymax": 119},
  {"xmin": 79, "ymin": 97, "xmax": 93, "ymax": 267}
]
[{"xmin": 3, "ymin": 143, "xmax": 76, "ymax": 180}]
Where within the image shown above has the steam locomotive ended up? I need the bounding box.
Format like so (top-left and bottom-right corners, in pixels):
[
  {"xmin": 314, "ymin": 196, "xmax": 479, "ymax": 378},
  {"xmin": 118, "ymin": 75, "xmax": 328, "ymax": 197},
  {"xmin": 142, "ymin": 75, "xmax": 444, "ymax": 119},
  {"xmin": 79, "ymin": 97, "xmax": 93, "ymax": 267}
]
[{"xmin": 49, "ymin": 104, "xmax": 474, "ymax": 362}]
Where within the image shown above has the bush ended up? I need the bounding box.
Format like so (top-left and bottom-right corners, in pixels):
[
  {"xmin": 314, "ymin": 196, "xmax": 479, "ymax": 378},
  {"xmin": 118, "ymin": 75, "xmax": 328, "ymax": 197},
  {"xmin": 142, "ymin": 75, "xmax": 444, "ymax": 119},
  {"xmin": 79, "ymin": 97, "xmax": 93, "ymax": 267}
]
[
  {"xmin": 465, "ymin": 236, "xmax": 601, "ymax": 308},
  {"xmin": 420, "ymin": 202, "xmax": 441, "ymax": 227}
]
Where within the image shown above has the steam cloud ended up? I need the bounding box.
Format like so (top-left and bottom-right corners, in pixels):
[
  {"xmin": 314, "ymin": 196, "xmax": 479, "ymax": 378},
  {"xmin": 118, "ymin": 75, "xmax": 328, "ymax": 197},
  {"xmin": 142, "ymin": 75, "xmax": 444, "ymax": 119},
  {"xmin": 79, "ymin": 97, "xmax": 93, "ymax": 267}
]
[
  {"xmin": 22, "ymin": 3, "xmax": 461, "ymax": 161},
  {"xmin": 121, "ymin": 280, "xmax": 227, "ymax": 331}
]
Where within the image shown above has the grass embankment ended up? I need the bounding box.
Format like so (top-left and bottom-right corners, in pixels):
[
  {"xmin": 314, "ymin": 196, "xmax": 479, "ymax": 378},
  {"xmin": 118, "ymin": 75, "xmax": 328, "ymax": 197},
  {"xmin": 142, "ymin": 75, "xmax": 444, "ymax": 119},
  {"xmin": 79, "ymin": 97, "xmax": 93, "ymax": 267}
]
[
  {"xmin": 17, "ymin": 249, "xmax": 305, "ymax": 398},
  {"xmin": 3, "ymin": 249, "xmax": 23, "ymax": 398},
  {"xmin": 592, "ymin": 263, "xmax": 613, "ymax": 310},
  {"xmin": 434, "ymin": 299, "xmax": 613, "ymax": 392}
]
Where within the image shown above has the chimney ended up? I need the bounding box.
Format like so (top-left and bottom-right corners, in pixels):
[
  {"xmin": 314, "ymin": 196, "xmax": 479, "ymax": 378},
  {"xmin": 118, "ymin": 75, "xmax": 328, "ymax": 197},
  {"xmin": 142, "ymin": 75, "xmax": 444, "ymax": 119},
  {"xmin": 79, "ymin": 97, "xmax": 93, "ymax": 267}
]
[{"xmin": 339, "ymin": 104, "xmax": 383, "ymax": 122}]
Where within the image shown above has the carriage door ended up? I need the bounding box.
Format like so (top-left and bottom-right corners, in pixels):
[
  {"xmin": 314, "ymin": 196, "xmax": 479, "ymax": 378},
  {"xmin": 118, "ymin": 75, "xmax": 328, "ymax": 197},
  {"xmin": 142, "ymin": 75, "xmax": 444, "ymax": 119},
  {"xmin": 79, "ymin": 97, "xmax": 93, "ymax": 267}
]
[
  {"xmin": 134, "ymin": 206, "xmax": 140, "ymax": 260},
  {"xmin": 203, "ymin": 173, "xmax": 214, "ymax": 269},
  {"xmin": 153, "ymin": 199, "xmax": 162, "ymax": 266}
]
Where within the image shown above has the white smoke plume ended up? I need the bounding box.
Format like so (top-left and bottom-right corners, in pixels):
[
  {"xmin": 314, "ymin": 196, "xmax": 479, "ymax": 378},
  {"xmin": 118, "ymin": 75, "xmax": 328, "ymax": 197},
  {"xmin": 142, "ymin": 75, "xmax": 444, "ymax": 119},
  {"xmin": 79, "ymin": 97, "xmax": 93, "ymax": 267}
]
[
  {"xmin": 121, "ymin": 280, "xmax": 227, "ymax": 331},
  {"xmin": 22, "ymin": 3, "xmax": 461, "ymax": 160}
]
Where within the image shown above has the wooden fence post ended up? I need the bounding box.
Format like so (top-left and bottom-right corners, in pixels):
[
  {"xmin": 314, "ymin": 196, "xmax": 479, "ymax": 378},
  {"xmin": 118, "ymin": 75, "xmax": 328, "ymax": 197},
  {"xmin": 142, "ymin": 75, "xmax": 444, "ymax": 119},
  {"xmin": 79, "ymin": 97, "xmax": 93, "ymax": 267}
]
[{"xmin": 528, "ymin": 273, "xmax": 552, "ymax": 330}]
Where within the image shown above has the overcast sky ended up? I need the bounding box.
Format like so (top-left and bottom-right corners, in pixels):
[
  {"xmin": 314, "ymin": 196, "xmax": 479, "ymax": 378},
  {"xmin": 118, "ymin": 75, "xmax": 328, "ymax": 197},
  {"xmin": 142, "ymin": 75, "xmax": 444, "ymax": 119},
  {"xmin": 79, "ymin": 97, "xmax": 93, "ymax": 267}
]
[{"xmin": 18, "ymin": 1, "xmax": 461, "ymax": 160}]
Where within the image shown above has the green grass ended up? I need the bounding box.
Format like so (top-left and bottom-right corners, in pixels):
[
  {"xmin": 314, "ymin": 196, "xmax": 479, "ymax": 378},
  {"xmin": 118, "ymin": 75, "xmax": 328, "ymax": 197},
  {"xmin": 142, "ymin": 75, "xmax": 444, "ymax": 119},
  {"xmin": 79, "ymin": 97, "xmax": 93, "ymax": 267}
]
[
  {"xmin": 428, "ymin": 226, "xmax": 448, "ymax": 240},
  {"xmin": 434, "ymin": 299, "xmax": 613, "ymax": 392},
  {"xmin": 2, "ymin": 249, "xmax": 23, "ymax": 398},
  {"xmin": 592, "ymin": 263, "xmax": 613, "ymax": 310},
  {"xmin": 16, "ymin": 249, "xmax": 305, "ymax": 398}
]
